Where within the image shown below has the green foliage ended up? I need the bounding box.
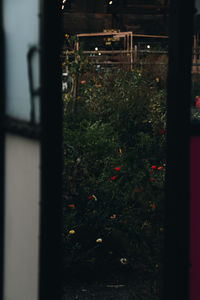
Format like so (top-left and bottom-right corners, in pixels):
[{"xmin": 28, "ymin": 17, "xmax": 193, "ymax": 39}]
[{"xmin": 62, "ymin": 51, "xmax": 166, "ymax": 286}]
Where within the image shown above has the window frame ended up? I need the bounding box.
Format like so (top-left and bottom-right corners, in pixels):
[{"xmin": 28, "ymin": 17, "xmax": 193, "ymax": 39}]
[{"xmin": 0, "ymin": 1, "xmax": 196, "ymax": 300}]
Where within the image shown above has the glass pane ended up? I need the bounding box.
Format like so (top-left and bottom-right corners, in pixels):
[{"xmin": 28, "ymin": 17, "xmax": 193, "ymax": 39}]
[
  {"xmin": 191, "ymin": 0, "xmax": 200, "ymax": 124},
  {"xmin": 61, "ymin": 1, "xmax": 168, "ymax": 299},
  {"xmin": 3, "ymin": 0, "xmax": 40, "ymax": 123}
]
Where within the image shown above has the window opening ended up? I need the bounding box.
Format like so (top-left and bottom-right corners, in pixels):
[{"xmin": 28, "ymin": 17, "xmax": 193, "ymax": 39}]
[{"xmin": 61, "ymin": 1, "xmax": 168, "ymax": 299}]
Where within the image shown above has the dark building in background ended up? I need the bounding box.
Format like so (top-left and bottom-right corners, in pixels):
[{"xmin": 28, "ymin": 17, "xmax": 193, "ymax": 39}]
[{"xmin": 62, "ymin": 0, "xmax": 169, "ymax": 35}]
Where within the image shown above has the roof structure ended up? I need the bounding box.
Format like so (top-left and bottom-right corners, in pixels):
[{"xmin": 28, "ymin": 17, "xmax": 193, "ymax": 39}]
[{"xmin": 62, "ymin": 0, "xmax": 170, "ymax": 35}]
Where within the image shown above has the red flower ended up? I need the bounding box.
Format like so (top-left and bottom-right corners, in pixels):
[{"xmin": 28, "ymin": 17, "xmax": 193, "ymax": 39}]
[
  {"xmin": 115, "ymin": 167, "xmax": 120, "ymax": 171},
  {"xmin": 68, "ymin": 204, "xmax": 75, "ymax": 208},
  {"xmin": 97, "ymin": 84, "xmax": 102, "ymax": 87},
  {"xmin": 88, "ymin": 195, "xmax": 93, "ymax": 199},
  {"xmin": 81, "ymin": 80, "xmax": 86, "ymax": 84},
  {"xmin": 161, "ymin": 129, "xmax": 165, "ymax": 134},
  {"xmin": 151, "ymin": 178, "xmax": 155, "ymax": 181},
  {"xmin": 158, "ymin": 166, "xmax": 164, "ymax": 170},
  {"xmin": 111, "ymin": 176, "xmax": 117, "ymax": 180},
  {"xmin": 152, "ymin": 165, "xmax": 156, "ymax": 169}
]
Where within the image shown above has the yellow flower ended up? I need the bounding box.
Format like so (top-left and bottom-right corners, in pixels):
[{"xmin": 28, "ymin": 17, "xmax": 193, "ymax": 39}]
[
  {"xmin": 119, "ymin": 148, "xmax": 122, "ymax": 155},
  {"xmin": 65, "ymin": 93, "xmax": 71, "ymax": 102},
  {"xmin": 92, "ymin": 195, "xmax": 97, "ymax": 201},
  {"xmin": 69, "ymin": 230, "xmax": 75, "ymax": 235},
  {"xmin": 65, "ymin": 34, "xmax": 69, "ymax": 39},
  {"xmin": 141, "ymin": 221, "xmax": 151, "ymax": 230},
  {"xmin": 138, "ymin": 73, "xmax": 142, "ymax": 77},
  {"xmin": 96, "ymin": 238, "xmax": 102, "ymax": 243}
]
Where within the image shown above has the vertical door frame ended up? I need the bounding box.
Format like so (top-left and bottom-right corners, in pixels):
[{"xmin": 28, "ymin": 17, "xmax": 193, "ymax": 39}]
[
  {"xmin": 39, "ymin": 1, "xmax": 63, "ymax": 299},
  {"xmin": 0, "ymin": 0, "xmax": 63, "ymax": 299},
  {"xmin": 164, "ymin": 1, "xmax": 194, "ymax": 300},
  {"xmin": 0, "ymin": 0, "xmax": 5, "ymax": 298}
]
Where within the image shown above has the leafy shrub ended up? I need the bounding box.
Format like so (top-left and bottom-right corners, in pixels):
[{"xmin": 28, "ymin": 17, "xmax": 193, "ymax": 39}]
[{"xmin": 62, "ymin": 47, "xmax": 166, "ymax": 286}]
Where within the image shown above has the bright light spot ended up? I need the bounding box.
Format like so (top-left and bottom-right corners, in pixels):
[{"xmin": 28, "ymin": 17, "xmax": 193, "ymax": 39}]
[
  {"xmin": 109, "ymin": 1, "xmax": 113, "ymax": 4},
  {"xmin": 98, "ymin": 52, "xmax": 102, "ymax": 56},
  {"xmin": 63, "ymin": 0, "xmax": 67, "ymax": 2},
  {"xmin": 62, "ymin": 5, "xmax": 64, "ymax": 9},
  {"xmin": 147, "ymin": 45, "xmax": 150, "ymax": 49},
  {"xmin": 95, "ymin": 47, "xmax": 98, "ymax": 51}
]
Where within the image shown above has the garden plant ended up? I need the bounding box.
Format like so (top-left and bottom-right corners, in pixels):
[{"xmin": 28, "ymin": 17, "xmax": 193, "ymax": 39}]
[{"xmin": 62, "ymin": 36, "xmax": 167, "ymax": 297}]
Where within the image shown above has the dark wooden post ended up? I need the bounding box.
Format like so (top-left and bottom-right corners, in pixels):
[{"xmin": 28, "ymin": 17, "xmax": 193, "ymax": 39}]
[{"xmin": 164, "ymin": 1, "xmax": 194, "ymax": 300}]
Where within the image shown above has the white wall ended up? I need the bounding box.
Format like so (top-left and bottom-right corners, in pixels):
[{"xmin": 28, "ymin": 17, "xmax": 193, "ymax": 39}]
[{"xmin": 3, "ymin": 134, "xmax": 40, "ymax": 300}]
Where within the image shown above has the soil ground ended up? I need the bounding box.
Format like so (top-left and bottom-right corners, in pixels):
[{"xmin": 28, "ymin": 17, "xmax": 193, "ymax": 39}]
[{"xmin": 62, "ymin": 274, "xmax": 162, "ymax": 300}]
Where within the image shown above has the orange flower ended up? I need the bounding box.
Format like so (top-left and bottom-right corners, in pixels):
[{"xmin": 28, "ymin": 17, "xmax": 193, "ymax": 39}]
[
  {"xmin": 115, "ymin": 167, "xmax": 120, "ymax": 171},
  {"xmin": 68, "ymin": 204, "xmax": 75, "ymax": 208},
  {"xmin": 110, "ymin": 214, "xmax": 117, "ymax": 219}
]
